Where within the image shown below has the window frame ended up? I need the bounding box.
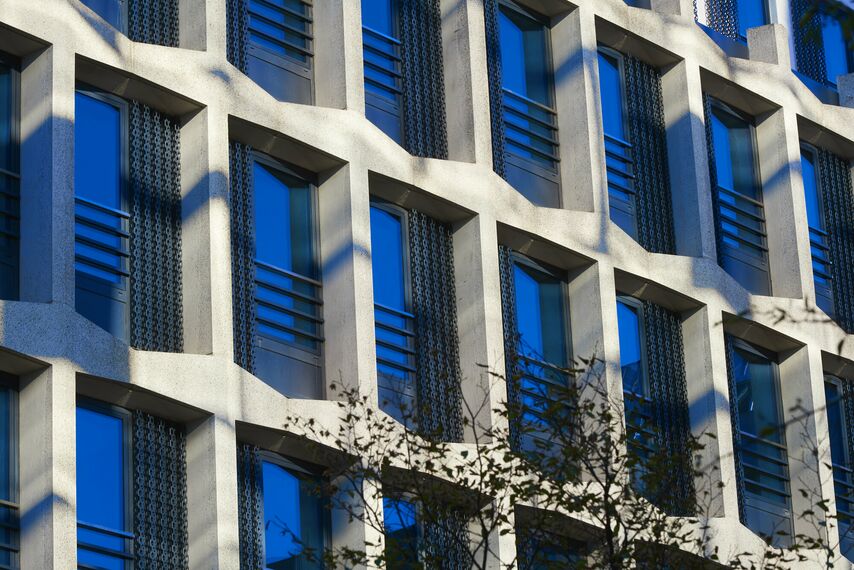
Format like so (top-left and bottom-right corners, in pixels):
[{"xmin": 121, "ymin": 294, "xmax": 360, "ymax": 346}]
[
  {"xmin": 73, "ymin": 86, "xmax": 131, "ymax": 338},
  {"xmin": 799, "ymin": 142, "xmax": 834, "ymax": 313},
  {"xmin": 615, "ymin": 295, "xmax": 650, "ymax": 400},
  {"xmin": 251, "ymin": 150, "xmax": 324, "ymax": 369},
  {"xmin": 81, "ymin": 0, "xmax": 128, "ymax": 35},
  {"xmin": 382, "ymin": 491, "xmax": 423, "ymax": 568},
  {"xmin": 361, "ymin": 0, "xmax": 404, "ymax": 136},
  {"xmin": 825, "ymin": 374, "xmax": 852, "ymax": 470},
  {"xmin": 0, "ymin": 53, "xmax": 20, "ymax": 301},
  {"xmin": 75, "ymin": 397, "xmax": 135, "ymax": 568},
  {"xmin": 369, "ymin": 199, "xmax": 414, "ymax": 316},
  {"xmin": 0, "ymin": 376, "xmax": 19, "ymax": 568}
]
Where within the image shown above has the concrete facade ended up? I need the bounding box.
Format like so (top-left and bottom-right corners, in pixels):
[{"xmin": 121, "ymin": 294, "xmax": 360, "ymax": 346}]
[{"xmin": 0, "ymin": 0, "xmax": 853, "ymax": 567}]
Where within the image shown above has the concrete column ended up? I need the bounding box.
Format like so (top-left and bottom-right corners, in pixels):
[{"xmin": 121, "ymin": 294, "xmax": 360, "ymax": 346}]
[
  {"xmin": 682, "ymin": 307, "xmax": 739, "ymax": 519},
  {"xmin": 552, "ymin": 5, "xmax": 605, "ymax": 214},
  {"xmin": 838, "ymin": 73, "xmax": 854, "ymax": 109},
  {"xmin": 19, "ymin": 45, "xmax": 75, "ymax": 306},
  {"xmin": 660, "ymin": 60, "xmax": 718, "ymax": 260},
  {"xmin": 18, "ymin": 363, "xmax": 77, "ymax": 570},
  {"xmin": 452, "ymin": 214, "xmax": 507, "ymax": 441},
  {"xmin": 314, "ymin": 0, "xmax": 365, "ymax": 111},
  {"xmin": 475, "ymin": 496, "xmax": 517, "ymax": 570},
  {"xmin": 186, "ymin": 414, "xmax": 241, "ymax": 569},
  {"xmin": 330, "ymin": 473, "xmax": 385, "ymax": 569},
  {"xmin": 747, "ymin": 24, "xmax": 791, "ymax": 68},
  {"xmin": 178, "ymin": 0, "xmax": 209, "ymax": 51},
  {"xmin": 755, "ymin": 107, "xmax": 808, "ymax": 300},
  {"xmin": 317, "ymin": 163, "xmax": 377, "ymax": 399},
  {"xmin": 440, "ymin": 0, "xmax": 493, "ymax": 166},
  {"xmin": 650, "ymin": 0, "xmax": 695, "ymax": 17}
]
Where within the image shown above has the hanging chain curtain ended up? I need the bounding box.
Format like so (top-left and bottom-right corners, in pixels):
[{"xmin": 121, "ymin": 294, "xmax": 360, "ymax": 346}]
[
  {"xmin": 422, "ymin": 510, "xmax": 471, "ymax": 569},
  {"xmin": 624, "ymin": 56, "xmax": 676, "ymax": 255},
  {"xmin": 400, "ymin": 0, "xmax": 449, "ymax": 159},
  {"xmin": 408, "ymin": 211, "xmax": 464, "ymax": 441},
  {"xmin": 819, "ymin": 148, "xmax": 854, "ymax": 334},
  {"xmin": 704, "ymin": 0, "xmax": 740, "ymax": 40},
  {"xmin": 484, "ymin": 0, "xmax": 507, "ymax": 179},
  {"xmin": 132, "ymin": 411, "xmax": 189, "ymax": 570},
  {"xmin": 723, "ymin": 334, "xmax": 748, "ymax": 523},
  {"xmin": 128, "ymin": 0, "xmax": 179, "ymax": 47},
  {"xmin": 227, "ymin": 0, "xmax": 250, "ymax": 73},
  {"xmin": 129, "ymin": 102, "xmax": 183, "ymax": 353},
  {"xmin": 237, "ymin": 444, "xmax": 265, "ymax": 570},
  {"xmin": 790, "ymin": 0, "xmax": 827, "ymax": 84},
  {"xmin": 642, "ymin": 301, "xmax": 694, "ymax": 514},
  {"xmin": 230, "ymin": 142, "xmax": 257, "ymax": 373},
  {"xmin": 497, "ymin": 245, "xmax": 523, "ymax": 448}
]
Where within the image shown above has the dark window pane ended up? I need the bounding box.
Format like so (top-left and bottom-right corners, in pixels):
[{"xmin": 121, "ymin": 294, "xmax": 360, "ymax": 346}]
[
  {"xmin": 821, "ymin": 14, "xmax": 852, "ymax": 83},
  {"xmin": 711, "ymin": 108, "xmax": 759, "ymax": 201},
  {"xmin": 825, "ymin": 381, "xmax": 848, "ymax": 467},
  {"xmin": 75, "ymin": 92, "xmax": 122, "ymax": 209},
  {"xmin": 370, "ymin": 206, "xmax": 406, "ymax": 312},
  {"xmin": 499, "ymin": 5, "xmax": 552, "ymax": 107},
  {"xmin": 0, "ymin": 389, "xmax": 12, "ymax": 503},
  {"xmin": 598, "ymin": 51, "xmax": 626, "ymax": 141},
  {"xmin": 737, "ymin": 0, "xmax": 767, "ymax": 38},
  {"xmin": 362, "ymin": 0, "xmax": 396, "ymax": 36},
  {"xmin": 513, "ymin": 263, "xmax": 567, "ymax": 367},
  {"xmin": 731, "ymin": 346, "xmax": 782, "ymax": 442},
  {"xmin": 384, "ymin": 497, "xmax": 418, "ymax": 569},
  {"xmin": 76, "ymin": 406, "xmax": 126, "ymax": 530},
  {"xmin": 0, "ymin": 64, "xmax": 14, "ymax": 173},
  {"xmin": 80, "ymin": 0, "xmax": 125, "ymax": 31},
  {"xmin": 616, "ymin": 300, "xmax": 646, "ymax": 397},
  {"xmin": 801, "ymin": 150, "xmax": 824, "ymax": 232}
]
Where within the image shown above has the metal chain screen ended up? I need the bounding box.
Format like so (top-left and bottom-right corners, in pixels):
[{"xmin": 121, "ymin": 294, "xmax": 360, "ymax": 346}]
[
  {"xmin": 422, "ymin": 511, "xmax": 470, "ymax": 569},
  {"xmin": 624, "ymin": 56, "xmax": 676, "ymax": 255},
  {"xmin": 400, "ymin": 0, "xmax": 448, "ymax": 159},
  {"xmin": 790, "ymin": 0, "xmax": 827, "ymax": 84},
  {"xmin": 642, "ymin": 301, "xmax": 694, "ymax": 514},
  {"xmin": 498, "ymin": 245, "xmax": 522, "ymax": 448},
  {"xmin": 723, "ymin": 334, "xmax": 748, "ymax": 523},
  {"xmin": 408, "ymin": 211, "xmax": 463, "ymax": 441},
  {"xmin": 132, "ymin": 411, "xmax": 189, "ymax": 570},
  {"xmin": 819, "ymin": 149, "xmax": 854, "ymax": 334},
  {"xmin": 128, "ymin": 0, "xmax": 179, "ymax": 47},
  {"xmin": 842, "ymin": 381, "xmax": 854, "ymax": 474},
  {"xmin": 230, "ymin": 142, "xmax": 257, "ymax": 373},
  {"xmin": 129, "ymin": 102, "xmax": 183, "ymax": 353},
  {"xmin": 227, "ymin": 0, "xmax": 250, "ymax": 73},
  {"xmin": 484, "ymin": 0, "xmax": 507, "ymax": 179},
  {"xmin": 237, "ymin": 444, "xmax": 265, "ymax": 570},
  {"xmin": 705, "ymin": 0, "xmax": 739, "ymax": 40}
]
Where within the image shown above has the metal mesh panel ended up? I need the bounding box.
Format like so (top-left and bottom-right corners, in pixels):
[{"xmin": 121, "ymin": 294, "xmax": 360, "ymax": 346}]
[
  {"xmin": 227, "ymin": 0, "xmax": 249, "ymax": 72},
  {"xmin": 723, "ymin": 334, "xmax": 747, "ymax": 523},
  {"xmin": 408, "ymin": 211, "xmax": 463, "ymax": 441},
  {"xmin": 422, "ymin": 512, "xmax": 470, "ymax": 570},
  {"xmin": 624, "ymin": 55, "xmax": 676, "ymax": 255},
  {"xmin": 498, "ymin": 245, "xmax": 522, "ymax": 448},
  {"xmin": 132, "ymin": 411, "xmax": 189, "ymax": 570},
  {"xmin": 484, "ymin": 0, "xmax": 507, "ymax": 179},
  {"xmin": 129, "ymin": 102, "xmax": 183, "ymax": 353},
  {"xmin": 791, "ymin": 0, "xmax": 827, "ymax": 84},
  {"xmin": 230, "ymin": 142, "xmax": 257, "ymax": 373},
  {"xmin": 705, "ymin": 0, "xmax": 739, "ymax": 40},
  {"xmin": 842, "ymin": 381, "xmax": 854, "ymax": 472},
  {"xmin": 400, "ymin": 0, "xmax": 448, "ymax": 159},
  {"xmin": 819, "ymin": 149, "xmax": 854, "ymax": 334},
  {"xmin": 128, "ymin": 0, "xmax": 179, "ymax": 47},
  {"xmin": 237, "ymin": 444, "xmax": 265, "ymax": 570},
  {"xmin": 642, "ymin": 301, "xmax": 693, "ymax": 514}
]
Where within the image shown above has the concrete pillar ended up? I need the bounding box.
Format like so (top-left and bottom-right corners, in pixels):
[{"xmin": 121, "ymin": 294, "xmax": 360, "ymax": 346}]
[
  {"xmin": 682, "ymin": 307, "xmax": 740, "ymax": 519},
  {"xmin": 186, "ymin": 414, "xmax": 241, "ymax": 569},
  {"xmin": 440, "ymin": 0, "xmax": 493, "ymax": 166},
  {"xmin": 552, "ymin": 5, "xmax": 606, "ymax": 214},
  {"xmin": 650, "ymin": 0, "xmax": 695, "ymax": 17},
  {"xmin": 747, "ymin": 24, "xmax": 791, "ymax": 67},
  {"xmin": 314, "ymin": 0, "xmax": 365, "ymax": 111},
  {"xmin": 755, "ymin": 107, "xmax": 807, "ymax": 300},
  {"xmin": 178, "ymin": 0, "xmax": 208, "ymax": 51},
  {"xmin": 19, "ymin": 45, "xmax": 75, "ymax": 306},
  {"xmin": 317, "ymin": 163, "xmax": 377, "ymax": 399},
  {"xmin": 452, "ymin": 214, "xmax": 507, "ymax": 441},
  {"xmin": 330, "ymin": 473, "xmax": 385, "ymax": 569},
  {"xmin": 18, "ymin": 363, "xmax": 77, "ymax": 570},
  {"xmin": 660, "ymin": 60, "xmax": 718, "ymax": 260},
  {"xmin": 838, "ymin": 73, "xmax": 854, "ymax": 109},
  {"xmin": 475, "ymin": 496, "xmax": 517, "ymax": 570}
]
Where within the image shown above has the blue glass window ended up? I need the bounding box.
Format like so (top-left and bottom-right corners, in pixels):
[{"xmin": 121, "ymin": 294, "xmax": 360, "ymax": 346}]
[
  {"xmin": 260, "ymin": 458, "xmax": 326, "ymax": 570},
  {"xmin": 362, "ymin": 0, "xmax": 404, "ymax": 143},
  {"xmin": 497, "ymin": 1, "xmax": 560, "ymax": 207},
  {"xmin": 383, "ymin": 497, "xmax": 419, "ymax": 569},
  {"xmin": 737, "ymin": 0, "xmax": 768, "ymax": 40},
  {"xmin": 729, "ymin": 340, "xmax": 792, "ymax": 545},
  {"xmin": 251, "ymin": 155, "xmax": 322, "ymax": 399},
  {"xmin": 247, "ymin": 0, "xmax": 314, "ymax": 104},
  {"xmin": 800, "ymin": 146, "xmax": 833, "ymax": 317},
  {"xmin": 370, "ymin": 203, "xmax": 416, "ymax": 423},
  {"xmin": 76, "ymin": 404, "xmax": 132, "ymax": 570},
  {"xmin": 79, "ymin": 0, "xmax": 126, "ymax": 32},
  {"xmin": 0, "ymin": 58, "xmax": 19, "ymax": 300},
  {"xmin": 511, "ymin": 256, "xmax": 571, "ymax": 452},
  {"xmin": 598, "ymin": 49, "xmax": 638, "ymax": 239},
  {"xmin": 821, "ymin": 14, "xmax": 853, "ymax": 85},
  {"xmin": 709, "ymin": 101, "xmax": 770, "ymax": 296},
  {"xmin": 824, "ymin": 378, "xmax": 854, "ymax": 560},
  {"xmin": 517, "ymin": 528, "xmax": 585, "ymax": 569},
  {"xmin": 74, "ymin": 90, "xmax": 130, "ymax": 341},
  {"xmin": 0, "ymin": 387, "xmax": 17, "ymax": 569}
]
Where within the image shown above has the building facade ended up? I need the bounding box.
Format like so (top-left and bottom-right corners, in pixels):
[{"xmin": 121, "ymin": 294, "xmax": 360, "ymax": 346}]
[{"xmin": 0, "ymin": 0, "xmax": 852, "ymax": 567}]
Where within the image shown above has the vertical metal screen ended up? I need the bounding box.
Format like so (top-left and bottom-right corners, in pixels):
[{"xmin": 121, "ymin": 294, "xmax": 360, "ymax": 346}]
[
  {"xmin": 790, "ymin": 0, "xmax": 827, "ymax": 84},
  {"xmin": 230, "ymin": 142, "xmax": 257, "ymax": 373},
  {"xmin": 819, "ymin": 149, "xmax": 854, "ymax": 334},
  {"xmin": 422, "ymin": 511, "xmax": 470, "ymax": 570},
  {"xmin": 237, "ymin": 444, "xmax": 265, "ymax": 570},
  {"xmin": 705, "ymin": 0, "xmax": 739, "ymax": 40},
  {"xmin": 400, "ymin": 0, "xmax": 448, "ymax": 159},
  {"xmin": 624, "ymin": 56, "xmax": 676, "ymax": 255},
  {"xmin": 484, "ymin": 0, "xmax": 507, "ymax": 179},
  {"xmin": 642, "ymin": 301, "xmax": 693, "ymax": 513},
  {"xmin": 498, "ymin": 245, "xmax": 522, "ymax": 448},
  {"xmin": 723, "ymin": 334, "xmax": 748, "ymax": 523},
  {"xmin": 132, "ymin": 411, "xmax": 189, "ymax": 570},
  {"xmin": 227, "ymin": 0, "xmax": 250, "ymax": 73},
  {"xmin": 408, "ymin": 211, "xmax": 463, "ymax": 441},
  {"xmin": 128, "ymin": 0, "xmax": 179, "ymax": 47},
  {"xmin": 128, "ymin": 102, "xmax": 183, "ymax": 353}
]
